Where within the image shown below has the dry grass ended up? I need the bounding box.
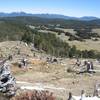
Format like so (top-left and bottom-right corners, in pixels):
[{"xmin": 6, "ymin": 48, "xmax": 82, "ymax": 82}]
[
  {"xmin": 54, "ymin": 28, "xmax": 100, "ymax": 51},
  {"xmin": 11, "ymin": 58, "xmax": 100, "ymax": 100},
  {"xmin": 1, "ymin": 41, "xmax": 100, "ymax": 99},
  {"xmin": 67, "ymin": 39, "xmax": 100, "ymax": 51}
]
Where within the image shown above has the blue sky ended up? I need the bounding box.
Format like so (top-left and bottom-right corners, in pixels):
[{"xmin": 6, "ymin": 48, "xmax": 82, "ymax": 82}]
[{"xmin": 0, "ymin": 0, "xmax": 100, "ymax": 17}]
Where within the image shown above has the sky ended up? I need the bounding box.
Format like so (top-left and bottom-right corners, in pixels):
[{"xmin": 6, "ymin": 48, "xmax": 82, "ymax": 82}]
[{"xmin": 0, "ymin": 0, "xmax": 100, "ymax": 17}]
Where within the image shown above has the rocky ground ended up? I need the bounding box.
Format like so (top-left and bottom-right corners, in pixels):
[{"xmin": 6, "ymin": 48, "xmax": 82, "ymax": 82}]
[{"xmin": 0, "ymin": 41, "xmax": 100, "ymax": 100}]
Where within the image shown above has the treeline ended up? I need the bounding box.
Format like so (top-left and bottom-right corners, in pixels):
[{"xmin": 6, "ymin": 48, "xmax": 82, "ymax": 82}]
[
  {"xmin": 0, "ymin": 18, "xmax": 100, "ymax": 58},
  {"xmin": 0, "ymin": 17, "xmax": 100, "ymax": 42},
  {"xmin": 1, "ymin": 16, "xmax": 100, "ymax": 29},
  {"xmin": 74, "ymin": 28, "xmax": 100, "ymax": 39},
  {"xmin": 33, "ymin": 32, "xmax": 70, "ymax": 57},
  {"xmin": 48, "ymin": 28, "xmax": 100, "ymax": 41},
  {"xmin": 21, "ymin": 29, "xmax": 100, "ymax": 59},
  {"xmin": 0, "ymin": 20, "xmax": 26, "ymax": 41},
  {"xmin": 68, "ymin": 28, "xmax": 100, "ymax": 41},
  {"xmin": 67, "ymin": 46, "xmax": 100, "ymax": 58}
]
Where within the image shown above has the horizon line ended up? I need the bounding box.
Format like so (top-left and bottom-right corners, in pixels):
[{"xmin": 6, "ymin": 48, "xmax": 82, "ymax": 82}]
[{"xmin": 0, "ymin": 11, "xmax": 99, "ymax": 18}]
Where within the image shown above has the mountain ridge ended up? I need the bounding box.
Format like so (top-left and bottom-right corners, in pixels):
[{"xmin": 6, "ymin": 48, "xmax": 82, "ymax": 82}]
[{"xmin": 0, "ymin": 12, "xmax": 99, "ymax": 21}]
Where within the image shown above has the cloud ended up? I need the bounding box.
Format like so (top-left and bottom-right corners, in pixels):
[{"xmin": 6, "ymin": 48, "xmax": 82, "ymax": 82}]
[{"xmin": 0, "ymin": 7, "xmax": 66, "ymax": 15}]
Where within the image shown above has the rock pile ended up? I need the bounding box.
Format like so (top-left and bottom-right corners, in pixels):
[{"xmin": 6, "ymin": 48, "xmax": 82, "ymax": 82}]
[{"xmin": 0, "ymin": 59, "xmax": 16, "ymax": 97}]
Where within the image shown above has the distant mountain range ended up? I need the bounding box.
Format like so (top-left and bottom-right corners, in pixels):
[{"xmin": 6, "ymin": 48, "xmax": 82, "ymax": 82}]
[{"xmin": 0, "ymin": 12, "xmax": 99, "ymax": 21}]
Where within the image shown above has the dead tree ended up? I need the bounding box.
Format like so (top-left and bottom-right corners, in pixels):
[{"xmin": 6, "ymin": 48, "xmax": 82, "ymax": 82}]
[{"xmin": 0, "ymin": 59, "xmax": 16, "ymax": 97}]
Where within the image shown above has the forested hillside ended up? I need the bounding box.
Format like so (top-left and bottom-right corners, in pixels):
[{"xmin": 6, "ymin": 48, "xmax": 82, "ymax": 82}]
[
  {"xmin": 0, "ymin": 16, "xmax": 100, "ymax": 28},
  {"xmin": 0, "ymin": 16, "xmax": 100, "ymax": 58}
]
